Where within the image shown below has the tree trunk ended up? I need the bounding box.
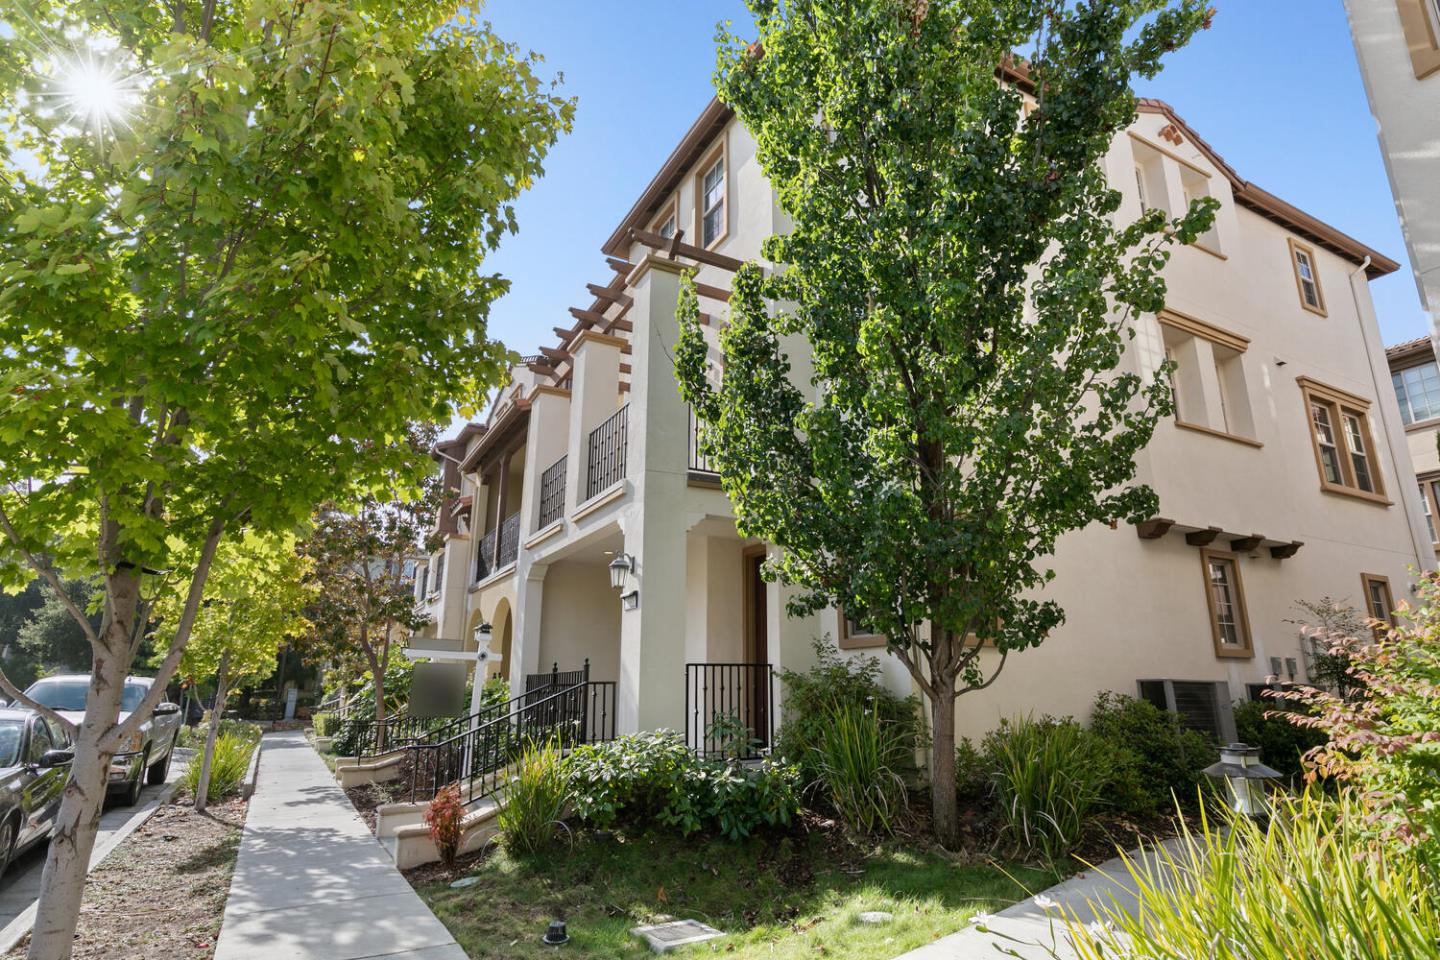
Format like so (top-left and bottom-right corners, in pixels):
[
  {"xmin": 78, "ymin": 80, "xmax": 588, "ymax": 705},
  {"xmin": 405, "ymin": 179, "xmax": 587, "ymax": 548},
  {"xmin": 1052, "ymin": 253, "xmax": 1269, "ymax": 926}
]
[
  {"xmin": 27, "ymin": 574, "xmax": 137, "ymax": 960},
  {"xmin": 195, "ymin": 651, "xmax": 231, "ymax": 815},
  {"xmin": 929, "ymin": 671, "xmax": 959, "ymax": 849}
]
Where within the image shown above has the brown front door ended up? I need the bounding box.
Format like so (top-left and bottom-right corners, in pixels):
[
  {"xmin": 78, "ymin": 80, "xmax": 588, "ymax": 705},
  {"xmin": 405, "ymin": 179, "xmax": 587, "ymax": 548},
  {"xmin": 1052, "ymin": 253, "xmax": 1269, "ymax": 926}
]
[{"xmin": 744, "ymin": 548, "xmax": 770, "ymax": 748}]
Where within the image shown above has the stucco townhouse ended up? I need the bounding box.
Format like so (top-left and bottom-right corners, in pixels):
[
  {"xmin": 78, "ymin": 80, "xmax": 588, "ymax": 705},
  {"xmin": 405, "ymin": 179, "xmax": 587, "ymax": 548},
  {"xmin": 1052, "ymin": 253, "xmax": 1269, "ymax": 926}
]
[{"xmin": 407, "ymin": 80, "xmax": 1433, "ymax": 754}]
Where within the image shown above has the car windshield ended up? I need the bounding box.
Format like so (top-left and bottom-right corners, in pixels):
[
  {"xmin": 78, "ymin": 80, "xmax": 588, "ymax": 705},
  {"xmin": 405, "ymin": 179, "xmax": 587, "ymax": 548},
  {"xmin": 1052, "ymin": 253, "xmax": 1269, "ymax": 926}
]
[
  {"xmin": 25, "ymin": 680, "xmax": 148, "ymax": 713},
  {"xmin": 0, "ymin": 721, "xmax": 21, "ymax": 768}
]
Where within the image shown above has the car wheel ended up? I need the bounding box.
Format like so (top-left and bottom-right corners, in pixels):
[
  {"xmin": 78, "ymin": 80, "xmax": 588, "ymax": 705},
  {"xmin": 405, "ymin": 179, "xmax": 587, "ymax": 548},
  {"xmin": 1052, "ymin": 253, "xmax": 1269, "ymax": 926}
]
[
  {"xmin": 120, "ymin": 749, "xmax": 147, "ymax": 807},
  {"xmin": 0, "ymin": 818, "xmax": 16, "ymax": 882},
  {"xmin": 146, "ymin": 737, "xmax": 174, "ymax": 786}
]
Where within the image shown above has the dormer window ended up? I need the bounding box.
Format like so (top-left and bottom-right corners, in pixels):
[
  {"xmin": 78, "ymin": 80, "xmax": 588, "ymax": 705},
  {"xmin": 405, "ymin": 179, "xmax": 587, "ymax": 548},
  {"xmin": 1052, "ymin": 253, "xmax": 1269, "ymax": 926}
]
[{"xmin": 1289, "ymin": 239, "xmax": 1326, "ymax": 316}]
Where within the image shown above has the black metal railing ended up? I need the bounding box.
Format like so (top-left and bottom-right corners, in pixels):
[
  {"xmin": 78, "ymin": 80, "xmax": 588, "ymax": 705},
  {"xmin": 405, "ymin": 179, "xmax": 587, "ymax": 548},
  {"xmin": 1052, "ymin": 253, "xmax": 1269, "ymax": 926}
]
[
  {"xmin": 525, "ymin": 662, "xmax": 589, "ymax": 696},
  {"xmin": 538, "ymin": 455, "xmax": 567, "ymax": 527},
  {"xmin": 586, "ymin": 404, "xmax": 629, "ymax": 499},
  {"xmin": 475, "ymin": 528, "xmax": 497, "ymax": 582},
  {"xmin": 403, "ymin": 679, "xmax": 617, "ymax": 805},
  {"xmin": 329, "ymin": 711, "xmax": 466, "ymax": 759},
  {"xmin": 688, "ymin": 406, "xmax": 717, "ymax": 476},
  {"xmin": 685, "ymin": 662, "xmax": 774, "ymax": 761},
  {"xmin": 497, "ymin": 511, "xmax": 521, "ymax": 568}
]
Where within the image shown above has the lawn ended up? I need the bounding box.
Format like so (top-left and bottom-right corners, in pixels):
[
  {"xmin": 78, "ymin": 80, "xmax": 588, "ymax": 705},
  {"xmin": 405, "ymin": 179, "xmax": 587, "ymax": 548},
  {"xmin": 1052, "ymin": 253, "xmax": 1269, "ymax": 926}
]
[{"xmin": 414, "ymin": 827, "xmax": 1064, "ymax": 959}]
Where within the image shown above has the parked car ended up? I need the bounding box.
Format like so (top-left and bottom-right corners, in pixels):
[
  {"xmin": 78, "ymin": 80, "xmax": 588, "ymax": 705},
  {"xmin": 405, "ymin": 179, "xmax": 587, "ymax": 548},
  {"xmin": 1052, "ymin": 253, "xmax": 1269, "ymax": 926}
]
[
  {"xmin": 0, "ymin": 707, "xmax": 72, "ymax": 879},
  {"xmin": 22, "ymin": 676, "xmax": 183, "ymax": 807}
]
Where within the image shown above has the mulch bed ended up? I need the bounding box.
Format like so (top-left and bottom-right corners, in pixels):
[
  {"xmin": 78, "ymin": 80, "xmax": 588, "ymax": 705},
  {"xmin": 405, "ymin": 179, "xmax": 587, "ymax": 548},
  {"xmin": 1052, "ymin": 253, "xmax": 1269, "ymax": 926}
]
[{"xmin": 3, "ymin": 798, "xmax": 246, "ymax": 960}]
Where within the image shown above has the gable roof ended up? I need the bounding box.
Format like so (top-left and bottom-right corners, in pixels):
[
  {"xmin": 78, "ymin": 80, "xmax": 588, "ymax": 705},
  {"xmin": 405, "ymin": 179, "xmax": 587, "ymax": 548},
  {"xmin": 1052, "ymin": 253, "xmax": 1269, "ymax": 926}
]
[{"xmin": 600, "ymin": 95, "xmax": 1399, "ymax": 279}]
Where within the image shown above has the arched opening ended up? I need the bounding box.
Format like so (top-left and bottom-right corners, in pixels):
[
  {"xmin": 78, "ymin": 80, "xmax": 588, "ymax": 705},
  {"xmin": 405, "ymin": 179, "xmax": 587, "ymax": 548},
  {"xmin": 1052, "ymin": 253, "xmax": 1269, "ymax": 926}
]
[{"xmin": 488, "ymin": 599, "xmax": 513, "ymax": 684}]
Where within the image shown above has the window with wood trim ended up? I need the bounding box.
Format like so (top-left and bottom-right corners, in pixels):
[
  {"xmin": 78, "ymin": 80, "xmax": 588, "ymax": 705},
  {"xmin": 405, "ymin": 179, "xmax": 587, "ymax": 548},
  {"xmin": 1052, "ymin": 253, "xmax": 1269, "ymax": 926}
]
[
  {"xmin": 1361, "ymin": 574, "xmax": 1396, "ymax": 633},
  {"xmin": 1397, "ymin": 0, "xmax": 1440, "ymax": 79},
  {"xmin": 1419, "ymin": 477, "xmax": 1440, "ymax": 544},
  {"xmin": 1159, "ymin": 312, "xmax": 1257, "ymax": 444},
  {"xmin": 1201, "ymin": 549, "xmax": 1253, "ymax": 658},
  {"xmin": 1299, "ymin": 378, "xmax": 1387, "ymax": 501},
  {"xmin": 696, "ymin": 144, "xmax": 728, "ymax": 249},
  {"xmin": 838, "ymin": 610, "xmax": 885, "ymax": 650},
  {"xmin": 1288, "ymin": 239, "xmax": 1326, "ymax": 316},
  {"xmin": 653, "ymin": 200, "xmax": 677, "ymax": 240},
  {"xmin": 1391, "ymin": 359, "xmax": 1440, "ymax": 425}
]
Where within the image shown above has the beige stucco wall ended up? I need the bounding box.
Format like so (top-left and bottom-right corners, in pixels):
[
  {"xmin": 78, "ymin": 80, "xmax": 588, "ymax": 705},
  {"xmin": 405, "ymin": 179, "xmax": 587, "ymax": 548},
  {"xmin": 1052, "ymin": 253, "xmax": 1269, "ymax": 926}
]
[
  {"xmin": 536, "ymin": 559, "xmax": 621, "ymax": 683},
  {"xmin": 1344, "ymin": 0, "xmax": 1440, "ymax": 332}
]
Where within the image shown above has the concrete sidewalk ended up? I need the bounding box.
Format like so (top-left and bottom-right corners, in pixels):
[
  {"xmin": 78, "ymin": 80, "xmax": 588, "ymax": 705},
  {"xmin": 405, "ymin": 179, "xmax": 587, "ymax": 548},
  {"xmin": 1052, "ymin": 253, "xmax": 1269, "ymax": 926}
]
[
  {"xmin": 894, "ymin": 839, "xmax": 1184, "ymax": 960},
  {"xmin": 214, "ymin": 730, "xmax": 467, "ymax": 960}
]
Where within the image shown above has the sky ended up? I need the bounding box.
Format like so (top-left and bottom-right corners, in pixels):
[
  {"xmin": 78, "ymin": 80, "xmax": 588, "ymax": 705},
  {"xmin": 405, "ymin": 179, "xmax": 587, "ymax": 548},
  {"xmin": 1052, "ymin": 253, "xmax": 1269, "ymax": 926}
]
[{"xmin": 470, "ymin": 0, "xmax": 1431, "ymax": 404}]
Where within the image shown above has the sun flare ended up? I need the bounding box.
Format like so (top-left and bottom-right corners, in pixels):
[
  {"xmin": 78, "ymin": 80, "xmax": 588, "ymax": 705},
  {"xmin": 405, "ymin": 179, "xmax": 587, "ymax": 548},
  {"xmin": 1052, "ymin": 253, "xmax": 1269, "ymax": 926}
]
[{"xmin": 50, "ymin": 48, "xmax": 141, "ymax": 140}]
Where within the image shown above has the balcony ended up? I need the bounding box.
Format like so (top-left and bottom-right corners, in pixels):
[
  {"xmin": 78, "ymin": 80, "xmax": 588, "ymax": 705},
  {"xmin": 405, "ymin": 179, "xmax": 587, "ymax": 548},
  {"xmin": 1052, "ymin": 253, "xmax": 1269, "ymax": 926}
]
[
  {"xmin": 688, "ymin": 406, "xmax": 718, "ymax": 478},
  {"xmin": 586, "ymin": 404, "xmax": 629, "ymax": 499},
  {"xmin": 474, "ymin": 512, "xmax": 521, "ymax": 584},
  {"xmin": 538, "ymin": 455, "xmax": 567, "ymax": 528},
  {"xmin": 474, "ymin": 529, "xmax": 497, "ymax": 583}
]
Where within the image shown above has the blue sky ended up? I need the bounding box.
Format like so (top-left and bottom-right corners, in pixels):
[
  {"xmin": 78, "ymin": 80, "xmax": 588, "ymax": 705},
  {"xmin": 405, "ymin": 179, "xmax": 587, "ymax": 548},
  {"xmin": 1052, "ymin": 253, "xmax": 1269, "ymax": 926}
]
[{"xmin": 473, "ymin": 0, "xmax": 1429, "ymax": 381}]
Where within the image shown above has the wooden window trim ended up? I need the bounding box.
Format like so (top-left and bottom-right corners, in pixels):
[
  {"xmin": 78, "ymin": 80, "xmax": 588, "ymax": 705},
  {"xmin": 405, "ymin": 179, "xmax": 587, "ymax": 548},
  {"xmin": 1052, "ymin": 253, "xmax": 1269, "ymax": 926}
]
[
  {"xmin": 651, "ymin": 198, "xmax": 678, "ymax": 240},
  {"xmin": 1297, "ymin": 377, "xmax": 1390, "ymax": 504},
  {"xmin": 1419, "ymin": 473, "xmax": 1440, "ymax": 547},
  {"xmin": 1397, "ymin": 0, "xmax": 1440, "ymax": 80},
  {"xmin": 693, "ymin": 138, "xmax": 730, "ymax": 251},
  {"xmin": 838, "ymin": 610, "xmax": 887, "ymax": 650},
  {"xmin": 1288, "ymin": 238, "xmax": 1328, "ymax": 317},
  {"xmin": 1159, "ymin": 311, "xmax": 1261, "ymax": 446},
  {"xmin": 1360, "ymin": 573, "xmax": 1397, "ymax": 636},
  {"xmin": 1200, "ymin": 549, "xmax": 1253, "ymax": 659}
]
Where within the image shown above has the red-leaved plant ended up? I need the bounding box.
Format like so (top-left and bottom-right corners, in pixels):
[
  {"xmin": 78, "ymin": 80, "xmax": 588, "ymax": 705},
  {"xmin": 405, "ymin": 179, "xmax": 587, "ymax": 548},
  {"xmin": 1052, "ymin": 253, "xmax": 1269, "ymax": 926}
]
[
  {"xmin": 1274, "ymin": 573, "xmax": 1440, "ymax": 856},
  {"xmin": 424, "ymin": 784, "xmax": 465, "ymax": 871}
]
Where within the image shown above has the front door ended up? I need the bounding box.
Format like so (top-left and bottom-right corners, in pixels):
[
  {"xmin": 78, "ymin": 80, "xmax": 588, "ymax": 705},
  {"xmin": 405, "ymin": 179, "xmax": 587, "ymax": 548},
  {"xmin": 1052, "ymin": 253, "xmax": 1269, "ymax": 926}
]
[{"xmin": 743, "ymin": 549, "xmax": 770, "ymax": 749}]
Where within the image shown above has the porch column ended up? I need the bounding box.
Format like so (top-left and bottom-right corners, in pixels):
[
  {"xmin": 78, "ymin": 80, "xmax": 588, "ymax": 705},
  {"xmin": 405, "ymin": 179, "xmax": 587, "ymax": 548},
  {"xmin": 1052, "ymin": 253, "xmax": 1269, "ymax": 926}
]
[
  {"xmin": 522, "ymin": 385, "xmax": 572, "ymax": 534},
  {"xmin": 507, "ymin": 561, "xmax": 549, "ymax": 695},
  {"xmin": 616, "ymin": 256, "xmax": 691, "ymax": 734}
]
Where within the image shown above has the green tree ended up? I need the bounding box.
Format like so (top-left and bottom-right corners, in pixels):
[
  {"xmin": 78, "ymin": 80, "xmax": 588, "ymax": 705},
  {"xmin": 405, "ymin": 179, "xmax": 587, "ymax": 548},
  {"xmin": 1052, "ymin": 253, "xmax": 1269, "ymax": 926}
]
[
  {"xmin": 16, "ymin": 580, "xmax": 100, "ymax": 680},
  {"xmin": 153, "ymin": 532, "xmax": 312, "ymax": 812},
  {"xmin": 0, "ymin": 1, "xmax": 571, "ymax": 953},
  {"xmin": 299, "ymin": 422, "xmax": 444, "ymax": 746},
  {"xmin": 676, "ymin": 0, "xmax": 1215, "ymax": 845}
]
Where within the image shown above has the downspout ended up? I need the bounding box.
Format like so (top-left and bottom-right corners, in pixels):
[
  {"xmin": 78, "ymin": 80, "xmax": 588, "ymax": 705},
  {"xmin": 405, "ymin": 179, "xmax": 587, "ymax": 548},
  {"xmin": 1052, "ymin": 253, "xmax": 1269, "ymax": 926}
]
[{"xmin": 1350, "ymin": 255, "xmax": 1435, "ymax": 574}]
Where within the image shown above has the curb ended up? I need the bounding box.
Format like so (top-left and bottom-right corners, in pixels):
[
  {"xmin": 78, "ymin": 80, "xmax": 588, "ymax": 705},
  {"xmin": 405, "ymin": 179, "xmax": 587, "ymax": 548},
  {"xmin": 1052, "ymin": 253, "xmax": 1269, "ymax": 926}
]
[
  {"xmin": 0, "ymin": 767, "xmax": 186, "ymax": 954},
  {"xmin": 240, "ymin": 738, "xmax": 264, "ymax": 800}
]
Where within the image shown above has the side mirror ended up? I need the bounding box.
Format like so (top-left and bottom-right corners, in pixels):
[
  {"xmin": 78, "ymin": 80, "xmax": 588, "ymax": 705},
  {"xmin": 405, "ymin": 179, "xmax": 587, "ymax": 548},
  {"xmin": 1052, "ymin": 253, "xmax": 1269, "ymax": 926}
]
[
  {"xmin": 38, "ymin": 749, "xmax": 73, "ymax": 769},
  {"xmin": 153, "ymin": 703, "xmax": 181, "ymax": 716}
]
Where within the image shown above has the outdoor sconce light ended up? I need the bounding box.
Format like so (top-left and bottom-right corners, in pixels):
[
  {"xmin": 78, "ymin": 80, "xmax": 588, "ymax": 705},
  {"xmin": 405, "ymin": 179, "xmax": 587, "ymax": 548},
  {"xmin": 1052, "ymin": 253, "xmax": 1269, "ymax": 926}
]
[
  {"xmin": 621, "ymin": 589, "xmax": 639, "ymax": 611},
  {"xmin": 1203, "ymin": 742, "xmax": 1281, "ymax": 822},
  {"xmin": 473, "ymin": 621, "xmax": 492, "ymax": 645},
  {"xmin": 543, "ymin": 920, "xmax": 570, "ymax": 946},
  {"xmin": 608, "ymin": 553, "xmax": 634, "ymax": 590}
]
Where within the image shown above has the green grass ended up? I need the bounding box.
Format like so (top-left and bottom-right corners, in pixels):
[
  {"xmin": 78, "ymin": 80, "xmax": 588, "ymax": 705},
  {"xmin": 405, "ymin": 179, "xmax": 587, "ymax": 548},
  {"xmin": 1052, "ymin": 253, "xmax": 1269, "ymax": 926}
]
[{"xmin": 416, "ymin": 829, "xmax": 1063, "ymax": 959}]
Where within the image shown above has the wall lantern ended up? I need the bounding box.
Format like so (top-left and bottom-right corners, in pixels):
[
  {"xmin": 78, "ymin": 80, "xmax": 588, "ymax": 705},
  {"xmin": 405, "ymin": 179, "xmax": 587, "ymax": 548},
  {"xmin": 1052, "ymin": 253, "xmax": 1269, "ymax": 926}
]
[
  {"xmin": 1203, "ymin": 742, "xmax": 1281, "ymax": 821},
  {"xmin": 608, "ymin": 553, "xmax": 634, "ymax": 590}
]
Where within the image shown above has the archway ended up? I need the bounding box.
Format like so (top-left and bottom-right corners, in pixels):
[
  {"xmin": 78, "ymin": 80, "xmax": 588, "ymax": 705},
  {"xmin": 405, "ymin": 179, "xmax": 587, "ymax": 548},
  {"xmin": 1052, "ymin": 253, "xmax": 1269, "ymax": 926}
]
[{"xmin": 488, "ymin": 598, "xmax": 513, "ymax": 684}]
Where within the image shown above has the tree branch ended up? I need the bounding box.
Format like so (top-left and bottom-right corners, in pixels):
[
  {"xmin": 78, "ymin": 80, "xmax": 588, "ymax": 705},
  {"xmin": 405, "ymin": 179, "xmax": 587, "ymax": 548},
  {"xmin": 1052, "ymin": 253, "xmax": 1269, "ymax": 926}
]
[{"xmin": 0, "ymin": 498, "xmax": 100, "ymax": 647}]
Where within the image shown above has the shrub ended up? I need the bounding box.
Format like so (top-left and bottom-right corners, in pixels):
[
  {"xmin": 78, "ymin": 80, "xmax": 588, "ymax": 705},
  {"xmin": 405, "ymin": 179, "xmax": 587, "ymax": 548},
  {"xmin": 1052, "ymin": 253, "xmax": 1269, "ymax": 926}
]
[
  {"xmin": 1233, "ymin": 699, "xmax": 1325, "ymax": 785},
  {"xmin": 1276, "ymin": 575, "xmax": 1440, "ymax": 858},
  {"xmin": 497, "ymin": 739, "xmax": 570, "ymax": 855},
  {"xmin": 983, "ymin": 715, "xmax": 1109, "ymax": 864},
  {"xmin": 811, "ymin": 705, "xmax": 909, "ymax": 835},
  {"xmin": 480, "ymin": 677, "xmax": 511, "ymax": 712},
  {"xmin": 1057, "ymin": 792, "xmax": 1440, "ymax": 960},
  {"xmin": 182, "ymin": 732, "xmax": 254, "ymax": 803},
  {"xmin": 425, "ymin": 784, "xmax": 465, "ymax": 871},
  {"xmin": 178, "ymin": 716, "xmax": 263, "ymax": 751},
  {"xmin": 954, "ymin": 737, "xmax": 990, "ymax": 805},
  {"xmin": 565, "ymin": 731, "xmax": 800, "ymax": 840},
  {"xmin": 1088, "ymin": 692, "xmax": 1213, "ymax": 815},
  {"xmin": 776, "ymin": 639, "xmax": 923, "ymax": 781}
]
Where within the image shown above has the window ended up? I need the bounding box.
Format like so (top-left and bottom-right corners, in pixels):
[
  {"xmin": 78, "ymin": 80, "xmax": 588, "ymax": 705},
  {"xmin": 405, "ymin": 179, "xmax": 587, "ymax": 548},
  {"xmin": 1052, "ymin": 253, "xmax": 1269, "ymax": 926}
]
[
  {"xmin": 1179, "ymin": 165, "xmax": 1222, "ymax": 254},
  {"xmin": 1159, "ymin": 311, "xmax": 1258, "ymax": 444},
  {"xmin": 653, "ymin": 200, "xmax": 677, "ymax": 241},
  {"xmin": 1288, "ymin": 239, "xmax": 1326, "ymax": 316},
  {"xmin": 1419, "ymin": 477, "xmax": 1440, "ymax": 543},
  {"xmin": 27, "ymin": 719, "xmax": 52, "ymax": 764},
  {"xmin": 1397, "ymin": 0, "xmax": 1440, "ymax": 79},
  {"xmin": 1299, "ymin": 378, "xmax": 1387, "ymax": 502},
  {"xmin": 1360, "ymin": 573, "xmax": 1396, "ymax": 634},
  {"xmin": 696, "ymin": 146, "xmax": 727, "ymax": 248},
  {"xmin": 1392, "ymin": 360, "xmax": 1440, "ymax": 424},
  {"xmin": 1129, "ymin": 138, "xmax": 1170, "ymax": 217},
  {"xmin": 1134, "ymin": 165, "xmax": 1149, "ymax": 212},
  {"xmin": 838, "ymin": 610, "xmax": 885, "ymax": 650},
  {"xmin": 1201, "ymin": 549, "xmax": 1253, "ymax": 658}
]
